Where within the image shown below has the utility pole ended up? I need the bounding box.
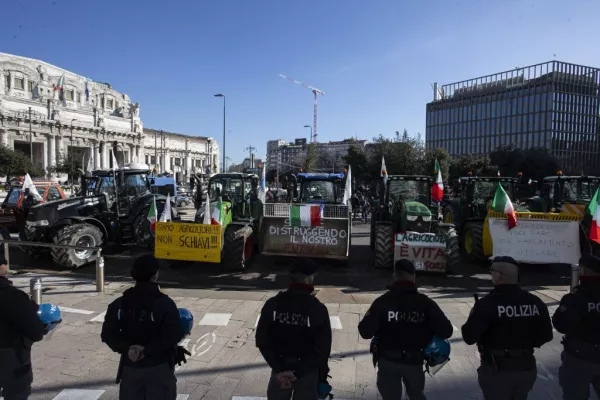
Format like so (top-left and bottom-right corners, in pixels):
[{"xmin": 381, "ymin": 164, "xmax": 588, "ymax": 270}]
[
  {"xmin": 245, "ymin": 145, "xmax": 257, "ymax": 168},
  {"xmin": 28, "ymin": 107, "xmax": 33, "ymax": 162},
  {"xmin": 154, "ymin": 130, "xmax": 158, "ymax": 172}
]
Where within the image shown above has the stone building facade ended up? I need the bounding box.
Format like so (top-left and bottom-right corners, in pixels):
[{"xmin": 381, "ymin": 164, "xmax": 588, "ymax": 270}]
[
  {"xmin": 142, "ymin": 128, "xmax": 219, "ymax": 178},
  {"xmin": 0, "ymin": 53, "xmax": 145, "ymax": 176}
]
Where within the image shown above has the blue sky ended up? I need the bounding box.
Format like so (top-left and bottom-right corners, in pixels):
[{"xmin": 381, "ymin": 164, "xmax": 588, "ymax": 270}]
[{"xmin": 2, "ymin": 0, "xmax": 600, "ymax": 165}]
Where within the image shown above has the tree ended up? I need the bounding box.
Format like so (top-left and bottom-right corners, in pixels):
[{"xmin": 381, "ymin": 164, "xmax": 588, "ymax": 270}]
[
  {"xmin": 303, "ymin": 143, "xmax": 317, "ymax": 172},
  {"xmin": 449, "ymin": 155, "xmax": 496, "ymax": 178},
  {"xmin": 489, "ymin": 144, "xmax": 525, "ymax": 177},
  {"xmin": 0, "ymin": 146, "xmax": 46, "ymax": 179},
  {"xmin": 366, "ymin": 130, "xmax": 425, "ymax": 177},
  {"xmin": 421, "ymin": 148, "xmax": 451, "ymax": 178},
  {"xmin": 343, "ymin": 144, "xmax": 368, "ymax": 177},
  {"xmin": 518, "ymin": 148, "xmax": 561, "ymax": 183},
  {"xmin": 50, "ymin": 147, "xmax": 90, "ymax": 181}
]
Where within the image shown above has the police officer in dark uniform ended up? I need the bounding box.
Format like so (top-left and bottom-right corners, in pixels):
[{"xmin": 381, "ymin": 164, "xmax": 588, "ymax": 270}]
[
  {"xmin": 101, "ymin": 255, "xmax": 186, "ymax": 400},
  {"xmin": 553, "ymin": 254, "xmax": 600, "ymax": 399},
  {"xmin": 358, "ymin": 259, "xmax": 453, "ymax": 400},
  {"xmin": 462, "ymin": 256, "xmax": 553, "ymax": 400},
  {"xmin": 0, "ymin": 258, "xmax": 46, "ymax": 400},
  {"xmin": 256, "ymin": 258, "xmax": 332, "ymax": 400}
]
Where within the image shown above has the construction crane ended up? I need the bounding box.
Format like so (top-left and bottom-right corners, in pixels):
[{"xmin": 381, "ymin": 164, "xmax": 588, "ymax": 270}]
[{"xmin": 279, "ymin": 74, "xmax": 325, "ymax": 143}]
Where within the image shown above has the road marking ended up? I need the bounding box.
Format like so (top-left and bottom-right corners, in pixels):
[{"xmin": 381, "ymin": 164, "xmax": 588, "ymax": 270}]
[
  {"xmin": 537, "ymin": 361, "xmax": 555, "ymax": 381},
  {"xmin": 90, "ymin": 311, "xmax": 106, "ymax": 323},
  {"xmin": 176, "ymin": 395, "xmax": 189, "ymax": 400},
  {"xmin": 59, "ymin": 307, "xmax": 95, "ymax": 315},
  {"xmin": 232, "ymin": 397, "xmax": 267, "ymax": 400},
  {"xmin": 199, "ymin": 313, "xmax": 231, "ymax": 326},
  {"xmin": 330, "ymin": 316, "xmax": 343, "ymax": 330},
  {"xmin": 215, "ymin": 285, "xmax": 258, "ymax": 290},
  {"xmin": 255, "ymin": 315, "xmax": 260, "ymax": 328},
  {"xmin": 52, "ymin": 389, "xmax": 105, "ymax": 400},
  {"xmin": 176, "ymin": 333, "xmax": 217, "ymax": 371},
  {"xmin": 452, "ymin": 324, "xmax": 459, "ymax": 331}
]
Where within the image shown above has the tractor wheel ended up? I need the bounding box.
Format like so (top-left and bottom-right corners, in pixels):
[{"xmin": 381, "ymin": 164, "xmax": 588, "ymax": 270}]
[
  {"xmin": 134, "ymin": 211, "xmax": 155, "ymax": 249},
  {"xmin": 18, "ymin": 228, "xmax": 50, "ymax": 260},
  {"xmin": 462, "ymin": 222, "xmax": 485, "ymax": 263},
  {"xmin": 438, "ymin": 226, "xmax": 460, "ymax": 275},
  {"xmin": 443, "ymin": 209, "xmax": 454, "ymax": 224},
  {"xmin": 222, "ymin": 225, "xmax": 254, "ymax": 271},
  {"xmin": 373, "ymin": 223, "xmax": 394, "ymax": 269},
  {"xmin": 51, "ymin": 224, "xmax": 103, "ymax": 269}
]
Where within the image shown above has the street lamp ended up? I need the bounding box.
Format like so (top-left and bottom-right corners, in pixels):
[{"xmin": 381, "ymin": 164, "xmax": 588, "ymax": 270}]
[
  {"xmin": 70, "ymin": 119, "xmax": 78, "ymax": 193},
  {"xmin": 29, "ymin": 107, "xmax": 33, "ymax": 162},
  {"xmin": 303, "ymin": 125, "xmax": 312, "ymax": 143},
  {"xmin": 214, "ymin": 94, "xmax": 226, "ymax": 173}
]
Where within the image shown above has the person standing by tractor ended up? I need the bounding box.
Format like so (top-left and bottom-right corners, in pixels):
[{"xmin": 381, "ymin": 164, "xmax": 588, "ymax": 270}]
[
  {"xmin": 101, "ymin": 255, "xmax": 188, "ymax": 400},
  {"xmin": 462, "ymin": 256, "xmax": 553, "ymax": 400},
  {"xmin": 552, "ymin": 254, "xmax": 600, "ymax": 399},
  {"xmin": 358, "ymin": 259, "xmax": 453, "ymax": 400},
  {"xmin": 256, "ymin": 258, "xmax": 332, "ymax": 400},
  {"xmin": 0, "ymin": 258, "xmax": 46, "ymax": 400}
]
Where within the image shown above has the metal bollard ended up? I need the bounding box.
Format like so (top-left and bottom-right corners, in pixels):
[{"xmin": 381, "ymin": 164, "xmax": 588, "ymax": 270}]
[
  {"xmin": 30, "ymin": 278, "xmax": 42, "ymax": 305},
  {"xmin": 4, "ymin": 241, "xmax": 9, "ymax": 273},
  {"xmin": 96, "ymin": 249, "xmax": 104, "ymax": 293},
  {"xmin": 570, "ymin": 264, "xmax": 580, "ymax": 293}
]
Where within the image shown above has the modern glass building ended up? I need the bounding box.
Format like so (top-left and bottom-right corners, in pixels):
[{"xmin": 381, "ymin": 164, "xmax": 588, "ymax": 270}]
[{"xmin": 426, "ymin": 61, "xmax": 600, "ymax": 174}]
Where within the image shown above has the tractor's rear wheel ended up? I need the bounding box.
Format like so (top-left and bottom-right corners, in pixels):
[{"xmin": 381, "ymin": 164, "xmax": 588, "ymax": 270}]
[
  {"xmin": 18, "ymin": 228, "xmax": 50, "ymax": 260},
  {"xmin": 223, "ymin": 225, "xmax": 254, "ymax": 271},
  {"xmin": 51, "ymin": 224, "xmax": 103, "ymax": 269},
  {"xmin": 373, "ymin": 223, "xmax": 394, "ymax": 269},
  {"xmin": 462, "ymin": 222, "xmax": 485, "ymax": 263},
  {"xmin": 438, "ymin": 226, "xmax": 460, "ymax": 274}
]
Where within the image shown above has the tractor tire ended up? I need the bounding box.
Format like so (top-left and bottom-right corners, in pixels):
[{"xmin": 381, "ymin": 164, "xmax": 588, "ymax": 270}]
[
  {"xmin": 462, "ymin": 222, "xmax": 485, "ymax": 263},
  {"xmin": 438, "ymin": 226, "xmax": 460, "ymax": 275},
  {"xmin": 222, "ymin": 225, "xmax": 254, "ymax": 271},
  {"xmin": 373, "ymin": 223, "xmax": 394, "ymax": 269},
  {"xmin": 18, "ymin": 228, "xmax": 49, "ymax": 260},
  {"xmin": 51, "ymin": 224, "xmax": 103, "ymax": 269},
  {"xmin": 134, "ymin": 211, "xmax": 155, "ymax": 249}
]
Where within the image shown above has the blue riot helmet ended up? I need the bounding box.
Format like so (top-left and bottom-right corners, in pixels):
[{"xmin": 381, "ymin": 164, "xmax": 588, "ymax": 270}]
[
  {"xmin": 423, "ymin": 337, "xmax": 451, "ymax": 375},
  {"xmin": 37, "ymin": 303, "xmax": 62, "ymax": 335},
  {"xmin": 178, "ymin": 308, "xmax": 194, "ymax": 336}
]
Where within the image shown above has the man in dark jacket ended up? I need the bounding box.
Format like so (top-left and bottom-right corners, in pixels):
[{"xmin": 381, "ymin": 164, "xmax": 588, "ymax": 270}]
[
  {"xmin": 101, "ymin": 255, "xmax": 185, "ymax": 400},
  {"xmin": 462, "ymin": 256, "xmax": 553, "ymax": 400},
  {"xmin": 0, "ymin": 259, "xmax": 45, "ymax": 400},
  {"xmin": 256, "ymin": 258, "xmax": 332, "ymax": 400},
  {"xmin": 358, "ymin": 259, "xmax": 453, "ymax": 400},
  {"xmin": 553, "ymin": 254, "xmax": 600, "ymax": 399}
]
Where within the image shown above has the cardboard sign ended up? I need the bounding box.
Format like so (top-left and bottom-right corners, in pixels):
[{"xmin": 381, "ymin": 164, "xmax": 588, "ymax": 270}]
[
  {"xmin": 394, "ymin": 232, "xmax": 447, "ymax": 272},
  {"xmin": 488, "ymin": 218, "xmax": 580, "ymax": 264},
  {"xmin": 154, "ymin": 222, "xmax": 222, "ymax": 263}
]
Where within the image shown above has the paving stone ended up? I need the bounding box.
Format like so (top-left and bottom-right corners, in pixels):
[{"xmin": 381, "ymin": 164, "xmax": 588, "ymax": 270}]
[{"xmin": 202, "ymin": 376, "xmax": 240, "ymax": 400}]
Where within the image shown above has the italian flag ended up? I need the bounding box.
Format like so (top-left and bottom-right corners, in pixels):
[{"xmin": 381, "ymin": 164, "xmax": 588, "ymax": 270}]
[
  {"xmin": 290, "ymin": 205, "xmax": 322, "ymax": 227},
  {"xmin": 211, "ymin": 199, "xmax": 223, "ymax": 225},
  {"xmin": 147, "ymin": 196, "xmax": 158, "ymax": 231},
  {"xmin": 432, "ymin": 159, "xmax": 443, "ymax": 203},
  {"xmin": 587, "ymin": 187, "xmax": 600, "ymax": 244},
  {"xmin": 491, "ymin": 183, "xmax": 517, "ymax": 230}
]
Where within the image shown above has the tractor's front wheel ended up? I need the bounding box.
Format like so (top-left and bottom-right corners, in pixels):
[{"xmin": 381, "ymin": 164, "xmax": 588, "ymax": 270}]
[
  {"xmin": 223, "ymin": 225, "xmax": 254, "ymax": 271},
  {"xmin": 373, "ymin": 223, "xmax": 394, "ymax": 269},
  {"xmin": 437, "ymin": 226, "xmax": 460, "ymax": 274},
  {"xmin": 51, "ymin": 224, "xmax": 103, "ymax": 269},
  {"xmin": 462, "ymin": 222, "xmax": 485, "ymax": 263}
]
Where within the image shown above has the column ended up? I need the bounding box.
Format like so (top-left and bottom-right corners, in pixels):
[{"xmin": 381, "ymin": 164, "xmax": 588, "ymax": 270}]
[
  {"xmin": 56, "ymin": 136, "xmax": 64, "ymax": 162},
  {"xmin": 130, "ymin": 144, "xmax": 135, "ymax": 163},
  {"xmin": 42, "ymin": 141, "xmax": 48, "ymax": 174},
  {"xmin": 94, "ymin": 143, "xmax": 100, "ymax": 169},
  {"xmin": 0, "ymin": 129, "xmax": 7, "ymax": 148},
  {"xmin": 48, "ymin": 135, "xmax": 56, "ymax": 169},
  {"xmin": 185, "ymin": 153, "xmax": 191, "ymax": 175}
]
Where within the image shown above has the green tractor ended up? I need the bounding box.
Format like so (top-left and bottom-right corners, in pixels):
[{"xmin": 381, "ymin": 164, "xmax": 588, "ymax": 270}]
[
  {"xmin": 526, "ymin": 172, "xmax": 599, "ymax": 216},
  {"xmin": 193, "ymin": 173, "xmax": 262, "ymax": 270},
  {"xmin": 370, "ymin": 175, "xmax": 460, "ymax": 274},
  {"xmin": 443, "ymin": 175, "xmax": 528, "ymax": 262}
]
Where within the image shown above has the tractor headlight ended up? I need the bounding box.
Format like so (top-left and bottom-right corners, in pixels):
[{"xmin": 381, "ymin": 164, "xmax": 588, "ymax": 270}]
[
  {"xmin": 26, "ymin": 220, "xmax": 49, "ymax": 227},
  {"xmin": 422, "ymin": 216, "xmax": 432, "ymax": 222},
  {"xmin": 407, "ymin": 215, "xmax": 417, "ymax": 221}
]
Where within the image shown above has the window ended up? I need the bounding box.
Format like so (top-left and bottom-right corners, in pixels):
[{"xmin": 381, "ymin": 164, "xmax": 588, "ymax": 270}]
[
  {"xmin": 106, "ymin": 99, "xmax": 114, "ymax": 109},
  {"xmin": 28, "ymin": 81, "xmax": 34, "ymax": 92},
  {"xmin": 65, "ymin": 90, "xmax": 74, "ymax": 101},
  {"xmin": 77, "ymin": 92, "xmax": 81, "ymax": 103},
  {"xmin": 4, "ymin": 75, "xmax": 9, "ymax": 89},
  {"xmin": 14, "ymin": 77, "xmax": 24, "ymax": 90},
  {"xmin": 46, "ymin": 187, "xmax": 61, "ymax": 202}
]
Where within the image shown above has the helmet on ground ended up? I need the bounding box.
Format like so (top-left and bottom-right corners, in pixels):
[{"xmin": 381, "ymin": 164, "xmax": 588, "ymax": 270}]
[
  {"xmin": 37, "ymin": 303, "xmax": 62, "ymax": 334},
  {"xmin": 178, "ymin": 308, "xmax": 194, "ymax": 336},
  {"xmin": 424, "ymin": 337, "xmax": 451, "ymax": 367}
]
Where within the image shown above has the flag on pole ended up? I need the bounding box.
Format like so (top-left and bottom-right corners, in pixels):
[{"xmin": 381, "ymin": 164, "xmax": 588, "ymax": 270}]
[
  {"xmin": 86, "ymin": 150, "xmax": 93, "ymax": 173},
  {"xmin": 56, "ymin": 75, "xmax": 65, "ymax": 103},
  {"xmin": 258, "ymin": 163, "xmax": 266, "ymax": 203},
  {"xmin": 432, "ymin": 159, "xmax": 444, "ymax": 203},
  {"xmin": 147, "ymin": 196, "xmax": 158, "ymax": 231},
  {"xmin": 290, "ymin": 204, "xmax": 322, "ymax": 227},
  {"xmin": 381, "ymin": 156, "xmax": 388, "ymax": 186},
  {"xmin": 211, "ymin": 198, "xmax": 223, "ymax": 225},
  {"xmin": 159, "ymin": 194, "xmax": 172, "ymax": 222},
  {"xmin": 588, "ymin": 188, "xmax": 600, "ymax": 244},
  {"xmin": 491, "ymin": 183, "xmax": 517, "ymax": 230},
  {"xmin": 202, "ymin": 196, "xmax": 211, "ymax": 225},
  {"xmin": 111, "ymin": 150, "xmax": 119, "ymax": 169},
  {"xmin": 23, "ymin": 173, "xmax": 42, "ymax": 201},
  {"xmin": 342, "ymin": 166, "xmax": 352, "ymax": 205}
]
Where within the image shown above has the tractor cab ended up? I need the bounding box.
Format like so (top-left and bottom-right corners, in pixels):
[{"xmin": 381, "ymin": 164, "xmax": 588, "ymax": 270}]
[
  {"xmin": 515, "ymin": 172, "xmax": 538, "ymax": 202},
  {"xmin": 201, "ymin": 173, "xmax": 260, "ymax": 221},
  {"xmin": 531, "ymin": 172, "xmax": 600, "ymax": 214},
  {"xmin": 383, "ymin": 176, "xmax": 435, "ymax": 234},
  {"xmin": 296, "ymin": 173, "xmax": 345, "ymax": 204}
]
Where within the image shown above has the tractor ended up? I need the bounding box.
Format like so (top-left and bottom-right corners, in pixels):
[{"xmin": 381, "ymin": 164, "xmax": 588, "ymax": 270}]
[
  {"xmin": 21, "ymin": 163, "xmax": 175, "ymax": 269},
  {"xmin": 443, "ymin": 175, "xmax": 530, "ymax": 262},
  {"xmin": 370, "ymin": 175, "xmax": 459, "ymax": 273},
  {"xmin": 193, "ymin": 172, "xmax": 262, "ymax": 270}
]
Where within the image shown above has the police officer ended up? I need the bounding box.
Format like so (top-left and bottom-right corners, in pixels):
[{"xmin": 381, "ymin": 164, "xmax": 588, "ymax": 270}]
[
  {"xmin": 358, "ymin": 259, "xmax": 453, "ymax": 400},
  {"xmin": 256, "ymin": 258, "xmax": 332, "ymax": 400},
  {"xmin": 553, "ymin": 254, "xmax": 600, "ymax": 399},
  {"xmin": 0, "ymin": 258, "xmax": 46, "ymax": 400},
  {"xmin": 101, "ymin": 255, "xmax": 186, "ymax": 400},
  {"xmin": 462, "ymin": 256, "xmax": 553, "ymax": 400}
]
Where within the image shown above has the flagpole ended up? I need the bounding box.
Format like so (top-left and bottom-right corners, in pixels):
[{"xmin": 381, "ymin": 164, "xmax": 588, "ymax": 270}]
[{"xmin": 28, "ymin": 107, "xmax": 33, "ymax": 163}]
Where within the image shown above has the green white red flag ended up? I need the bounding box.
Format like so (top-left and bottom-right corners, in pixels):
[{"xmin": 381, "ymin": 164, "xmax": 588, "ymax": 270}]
[
  {"xmin": 290, "ymin": 205, "xmax": 322, "ymax": 227},
  {"xmin": 588, "ymin": 187, "xmax": 600, "ymax": 244},
  {"xmin": 211, "ymin": 198, "xmax": 223, "ymax": 225},
  {"xmin": 432, "ymin": 159, "xmax": 443, "ymax": 203},
  {"xmin": 491, "ymin": 183, "xmax": 517, "ymax": 230},
  {"xmin": 147, "ymin": 196, "xmax": 158, "ymax": 231}
]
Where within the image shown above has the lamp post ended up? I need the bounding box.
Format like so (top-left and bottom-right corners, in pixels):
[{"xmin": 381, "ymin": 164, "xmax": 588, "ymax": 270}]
[
  {"xmin": 70, "ymin": 119, "xmax": 78, "ymax": 193},
  {"xmin": 303, "ymin": 125, "xmax": 312, "ymax": 143},
  {"xmin": 214, "ymin": 94, "xmax": 225, "ymax": 173},
  {"xmin": 29, "ymin": 107, "xmax": 33, "ymax": 162}
]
